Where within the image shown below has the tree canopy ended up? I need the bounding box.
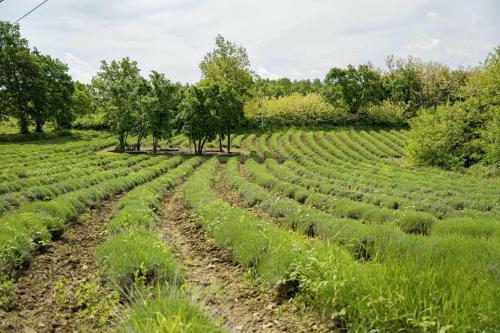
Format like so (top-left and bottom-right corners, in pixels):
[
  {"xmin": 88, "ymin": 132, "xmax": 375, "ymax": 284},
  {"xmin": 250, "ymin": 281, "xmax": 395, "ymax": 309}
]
[
  {"xmin": 199, "ymin": 34, "xmax": 254, "ymax": 98},
  {"xmin": 0, "ymin": 21, "xmax": 73, "ymax": 133}
]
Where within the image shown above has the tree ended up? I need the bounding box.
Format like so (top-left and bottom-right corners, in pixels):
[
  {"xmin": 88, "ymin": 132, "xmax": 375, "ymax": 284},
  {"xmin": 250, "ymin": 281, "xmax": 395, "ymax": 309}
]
[
  {"xmin": 406, "ymin": 47, "xmax": 500, "ymax": 169},
  {"xmin": 30, "ymin": 52, "xmax": 74, "ymax": 131},
  {"xmin": 199, "ymin": 34, "xmax": 254, "ymax": 98},
  {"xmin": 91, "ymin": 58, "xmax": 143, "ymax": 152},
  {"xmin": 213, "ymin": 83, "xmax": 244, "ymax": 152},
  {"xmin": 70, "ymin": 82, "xmax": 94, "ymax": 118},
  {"xmin": 383, "ymin": 56, "xmax": 422, "ymax": 118},
  {"xmin": 0, "ymin": 21, "xmax": 37, "ymax": 133},
  {"xmin": 177, "ymin": 85, "xmax": 218, "ymax": 155},
  {"xmin": 323, "ymin": 64, "xmax": 383, "ymax": 114},
  {"xmin": 0, "ymin": 21, "xmax": 74, "ymax": 133},
  {"xmin": 148, "ymin": 72, "xmax": 183, "ymax": 153}
]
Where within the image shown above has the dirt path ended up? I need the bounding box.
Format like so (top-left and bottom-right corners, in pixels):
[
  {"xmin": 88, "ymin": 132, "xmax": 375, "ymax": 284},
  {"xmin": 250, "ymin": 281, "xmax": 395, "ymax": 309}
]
[
  {"xmin": 157, "ymin": 188, "xmax": 333, "ymax": 333},
  {"xmin": 0, "ymin": 196, "xmax": 121, "ymax": 333}
]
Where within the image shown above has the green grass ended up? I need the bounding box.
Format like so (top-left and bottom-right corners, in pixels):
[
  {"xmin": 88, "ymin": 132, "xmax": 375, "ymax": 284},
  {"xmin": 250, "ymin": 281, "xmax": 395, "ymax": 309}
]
[{"xmin": 1, "ymin": 127, "xmax": 499, "ymax": 332}]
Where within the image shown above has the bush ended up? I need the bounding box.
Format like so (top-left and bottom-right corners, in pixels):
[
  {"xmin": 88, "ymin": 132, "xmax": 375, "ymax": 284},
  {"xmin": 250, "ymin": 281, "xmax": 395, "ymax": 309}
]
[
  {"xmin": 406, "ymin": 102, "xmax": 479, "ymax": 169},
  {"xmin": 96, "ymin": 229, "xmax": 182, "ymax": 291},
  {"xmin": 361, "ymin": 101, "xmax": 407, "ymax": 126},
  {"xmin": 244, "ymin": 93, "xmax": 352, "ymax": 127},
  {"xmin": 72, "ymin": 112, "xmax": 108, "ymax": 130},
  {"xmin": 117, "ymin": 287, "xmax": 224, "ymax": 333}
]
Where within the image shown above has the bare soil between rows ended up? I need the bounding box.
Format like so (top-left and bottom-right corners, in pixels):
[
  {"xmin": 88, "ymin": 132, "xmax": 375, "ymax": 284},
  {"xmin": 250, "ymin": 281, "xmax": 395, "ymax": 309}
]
[
  {"xmin": 157, "ymin": 188, "xmax": 332, "ymax": 333},
  {"xmin": 0, "ymin": 196, "xmax": 121, "ymax": 333}
]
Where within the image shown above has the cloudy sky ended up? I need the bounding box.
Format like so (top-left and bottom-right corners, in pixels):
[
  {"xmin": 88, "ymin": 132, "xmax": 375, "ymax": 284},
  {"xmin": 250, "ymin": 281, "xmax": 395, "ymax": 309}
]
[{"xmin": 1, "ymin": 0, "xmax": 499, "ymax": 83}]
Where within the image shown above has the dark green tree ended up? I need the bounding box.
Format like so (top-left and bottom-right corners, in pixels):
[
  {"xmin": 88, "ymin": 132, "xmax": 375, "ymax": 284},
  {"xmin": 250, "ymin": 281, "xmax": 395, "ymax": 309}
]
[
  {"xmin": 212, "ymin": 83, "xmax": 244, "ymax": 152},
  {"xmin": 0, "ymin": 22, "xmax": 37, "ymax": 133},
  {"xmin": 148, "ymin": 72, "xmax": 183, "ymax": 153},
  {"xmin": 323, "ymin": 64, "xmax": 383, "ymax": 114},
  {"xmin": 31, "ymin": 52, "xmax": 74, "ymax": 131},
  {"xmin": 177, "ymin": 85, "xmax": 218, "ymax": 155},
  {"xmin": 70, "ymin": 82, "xmax": 94, "ymax": 118},
  {"xmin": 92, "ymin": 58, "xmax": 143, "ymax": 152}
]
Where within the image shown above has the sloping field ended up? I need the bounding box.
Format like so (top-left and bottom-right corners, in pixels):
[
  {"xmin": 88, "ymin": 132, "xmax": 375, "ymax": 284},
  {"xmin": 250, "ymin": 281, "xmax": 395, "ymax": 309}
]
[{"xmin": 1, "ymin": 128, "xmax": 499, "ymax": 332}]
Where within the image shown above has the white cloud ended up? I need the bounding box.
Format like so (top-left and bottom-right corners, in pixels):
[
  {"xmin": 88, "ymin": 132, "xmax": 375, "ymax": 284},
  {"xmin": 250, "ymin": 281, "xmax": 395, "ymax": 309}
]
[
  {"xmin": 426, "ymin": 11, "xmax": 439, "ymax": 20},
  {"xmin": 1, "ymin": 0, "xmax": 498, "ymax": 83},
  {"xmin": 63, "ymin": 53, "xmax": 95, "ymax": 83}
]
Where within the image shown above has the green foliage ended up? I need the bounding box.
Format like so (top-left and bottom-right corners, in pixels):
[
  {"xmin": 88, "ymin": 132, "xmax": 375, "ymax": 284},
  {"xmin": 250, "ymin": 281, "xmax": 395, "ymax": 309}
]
[
  {"xmin": 211, "ymin": 83, "xmax": 244, "ymax": 152},
  {"xmin": 323, "ymin": 64, "xmax": 384, "ymax": 114},
  {"xmin": 116, "ymin": 287, "xmax": 225, "ymax": 333},
  {"xmin": 407, "ymin": 98, "xmax": 495, "ymax": 169},
  {"xmin": 96, "ymin": 229, "xmax": 182, "ymax": 291},
  {"xmin": 244, "ymin": 93, "xmax": 351, "ymax": 127},
  {"xmin": 0, "ymin": 274, "xmax": 14, "ymax": 310},
  {"xmin": 148, "ymin": 71, "xmax": 184, "ymax": 152},
  {"xmin": 0, "ymin": 21, "xmax": 74, "ymax": 133},
  {"xmin": 91, "ymin": 57, "xmax": 144, "ymax": 151},
  {"xmin": 177, "ymin": 85, "xmax": 219, "ymax": 155},
  {"xmin": 72, "ymin": 112, "xmax": 108, "ymax": 130},
  {"xmin": 252, "ymin": 77, "xmax": 323, "ymax": 98},
  {"xmin": 200, "ymin": 34, "xmax": 253, "ymax": 98},
  {"xmin": 407, "ymin": 47, "xmax": 500, "ymax": 169},
  {"xmin": 362, "ymin": 100, "xmax": 406, "ymax": 126}
]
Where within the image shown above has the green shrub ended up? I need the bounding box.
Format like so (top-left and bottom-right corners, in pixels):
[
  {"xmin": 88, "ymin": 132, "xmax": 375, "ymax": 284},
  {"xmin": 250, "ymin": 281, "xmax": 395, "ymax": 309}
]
[
  {"xmin": 0, "ymin": 274, "xmax": 15, "ymax": 310},
  {"xmin": 244, "ymin": 93, "xmax": 352, "ymax": 127},
  {"xmin": 399, "ymin": 211, "xmax": 436, "ymax": 235},
  {"xmin": 362, "ymin": 100, "xmax": 407, "ymax": 126},
  {"xmin": 96, "ymin": 229, "xmax": 182, "ymax": 292},
  {"xmin": 116, "ymin": 287, "xmax": 225, "ymax": 333},
  {"xmin": 72, "ymin": 112, "xmax": 108, "ymax": 130}
]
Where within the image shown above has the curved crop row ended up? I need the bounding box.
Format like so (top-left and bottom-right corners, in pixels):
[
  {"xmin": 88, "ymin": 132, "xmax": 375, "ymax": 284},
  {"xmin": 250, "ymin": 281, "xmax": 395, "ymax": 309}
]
[
  {"xmin": 94, "ymin": 157, "xmax": 222, "ymax": 332},
  {"xmin": 0, "ymin": 155, "xmax": 154, "ymax": 214},
  {"xmin": 0, "ymin": 157, "xmax": 183, "ymax": 275},
  {"xmin": 185, "ymin": 158, "xmax": 499, "ymax": 332}
]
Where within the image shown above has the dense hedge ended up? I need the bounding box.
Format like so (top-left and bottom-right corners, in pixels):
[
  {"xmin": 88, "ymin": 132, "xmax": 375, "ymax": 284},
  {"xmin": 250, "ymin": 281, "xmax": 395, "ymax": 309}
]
[
  {"xmin": 243, "ymin": 93, "xmax": 352, "ymax": 127},
  {"xmin": 243, "ymin": 93, "xmax": 409, "ymax": 128}
]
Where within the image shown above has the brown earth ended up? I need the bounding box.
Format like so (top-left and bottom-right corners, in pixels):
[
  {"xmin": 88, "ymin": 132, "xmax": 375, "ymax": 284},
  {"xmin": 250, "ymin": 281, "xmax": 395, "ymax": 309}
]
[
  {"xmin": 0, "ymin": 196, "xmax": 122, "ymax": 333},
  {"xmin": 157, "ymin": 186, "xmax": 334, "ymax": 333}
]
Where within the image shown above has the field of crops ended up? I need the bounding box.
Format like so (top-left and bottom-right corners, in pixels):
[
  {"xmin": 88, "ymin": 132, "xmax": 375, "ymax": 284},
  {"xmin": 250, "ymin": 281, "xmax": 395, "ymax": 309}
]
[{"xmin": 1, "ymin": 128, "xmax": 499, "ymax": 332}]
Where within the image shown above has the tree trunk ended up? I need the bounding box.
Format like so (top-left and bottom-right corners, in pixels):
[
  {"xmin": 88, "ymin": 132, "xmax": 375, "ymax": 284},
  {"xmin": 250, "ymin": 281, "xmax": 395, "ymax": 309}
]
[
  {"xmin": 218, "ymin": 135, "xmax": 223, "ymax": 152},
  {"xmin": 118, "ymin": 134, "xmax": 125, "ymax": 152},
  {"xmin": 200, "ymin": 138, "xmax": 207, "ymax": 155},
  {"xmin": 152, "ymin": 137, "xmax": 158, "ymax": 153},
  {"xmin": 35, "ymin": 122, "xmax": 42, "ymax": 133},
  {"xmin": 18, "ymin": 115, "xmax": 30, "ymax": 134},
  {"xmin": 193, "ymin": 140, "xmax": 199, "ymax": 155},
  {"xmin": 35, "ymin": 118, "xmax": 43, "ymax": 133},
  {"xmin": 227, "ymin": 132, "xmax": 231, "ymax": 153},
  {"xmin": 136, "ymin": 136, "xmax": 142, "ymax": 151}
]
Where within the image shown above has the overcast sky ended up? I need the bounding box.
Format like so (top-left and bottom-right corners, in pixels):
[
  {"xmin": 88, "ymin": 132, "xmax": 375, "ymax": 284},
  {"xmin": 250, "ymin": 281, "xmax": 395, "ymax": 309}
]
[{"xmin": 1, "ymin": 0, "xmax": 499, "ymax": 83}]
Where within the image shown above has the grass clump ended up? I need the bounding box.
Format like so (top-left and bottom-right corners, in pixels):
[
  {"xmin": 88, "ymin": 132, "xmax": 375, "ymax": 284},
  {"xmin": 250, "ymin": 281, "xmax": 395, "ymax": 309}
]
[
  {"xmin": 96, "ymin": 229, "xmax": 182, "ymax": 292},
  {"xmin": 116, "ymin": 287, "xmax": 225, "ymax": 333}
]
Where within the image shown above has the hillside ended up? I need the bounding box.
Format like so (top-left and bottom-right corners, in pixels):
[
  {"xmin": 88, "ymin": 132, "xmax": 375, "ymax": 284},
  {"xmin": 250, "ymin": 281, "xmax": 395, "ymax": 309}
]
[{"xmin": 0, "ymin": 128, "xmax": 498, "ymax": 332}]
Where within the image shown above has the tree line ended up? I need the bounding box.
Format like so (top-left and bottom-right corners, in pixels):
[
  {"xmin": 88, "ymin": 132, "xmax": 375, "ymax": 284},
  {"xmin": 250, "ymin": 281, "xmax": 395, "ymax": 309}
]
[
  {"xmin": 1, "ymin": 20, "xmax": 498, "ymax": 168},
  {"xmin": 90, "ymin": 34, "xmax": 247, "ymax": 154}
]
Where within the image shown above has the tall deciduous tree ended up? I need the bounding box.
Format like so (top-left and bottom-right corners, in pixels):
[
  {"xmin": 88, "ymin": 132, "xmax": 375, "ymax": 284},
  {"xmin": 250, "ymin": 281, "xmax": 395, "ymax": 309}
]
[
  {"xmin": 92, "ymin": 58, "xmax": 143, "ymax": 152},
  {"xmin": 0, "ymin": 22, "xmax": 37, "ymax": 133},
  {"xmin": 199, "ymin": 34, "xmax": 254, "ymax": 98},
  {"xmin": 148, "ymin": 71, "xmax": 183, "ymax": 153},
  {"xmin": 31, "ymin": 52, "xmax": 74, "ymax": 131},
  {"xmin": 177, "ymin": 85, "xmax": 218, "ymax": 155},
  {"xmin": 323, "ymin": 64, "xmax": 383, "ymax": 114},
  {"xmin": 213, "ymin": 84, "xmax": 244, "ymax": 152},
  {"xmin": 0, "ymin": 21, "xmax": 74, "ymax": 133}
]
